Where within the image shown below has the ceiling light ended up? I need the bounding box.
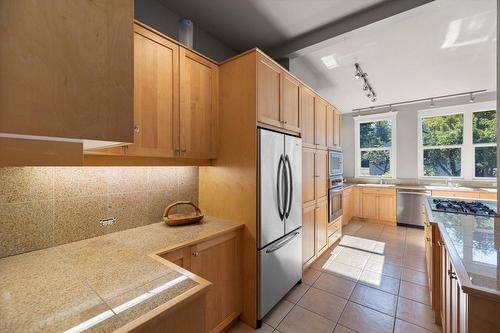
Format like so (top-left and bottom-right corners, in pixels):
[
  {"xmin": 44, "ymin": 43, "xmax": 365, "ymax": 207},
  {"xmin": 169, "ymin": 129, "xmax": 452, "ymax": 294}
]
[
  {"xmin": 321, "ymin": 54, "xmax": 339, "ymax": 69},
  {"xmin": 469, "ymin": 93, "xmax": 475, "ymax": 103},
  {"xmin": 354, "ymin": 63, "xmax": 377, "ymax": 102},
  {"xmin": 363, "ymin": 84, "xmax": 368, "ymax": 91},
  {"xmin": 354, "ymin": 63, "xmax": 362, "ymax": 79},
  {"xmin": 371, "ymin": 97, "xmax": 377, "ymax": 102},
  {"xmin": 430, "ymin": 98, "xmax": 435, "ymax": 108}
]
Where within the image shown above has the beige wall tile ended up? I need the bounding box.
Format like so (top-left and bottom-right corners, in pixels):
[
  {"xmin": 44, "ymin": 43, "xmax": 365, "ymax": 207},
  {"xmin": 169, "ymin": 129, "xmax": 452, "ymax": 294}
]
[
  {"xmin": 53, "ymin": 167, "xmax": 108, "ymax": 199},
  {"xmin": 0, "ymin": 167, "xmax": 54, "ymax": 204},
  {"xmin": 0, "ymin": 201, "xmax": 54, "ymax": 257},
  {"xmin": 148, "ymin": 189, "xmax": 178, "ymax": 223},
  {"xmin": 54, "ymin": 196, "xmax": 108, "ymax": 245},
  {"xmin": 107, "ymin": 167, "xmax": 149, "ymax": 194},
  {"xmin": 108, "ymin": 192, "xmax": 149, "ymax": 230}
]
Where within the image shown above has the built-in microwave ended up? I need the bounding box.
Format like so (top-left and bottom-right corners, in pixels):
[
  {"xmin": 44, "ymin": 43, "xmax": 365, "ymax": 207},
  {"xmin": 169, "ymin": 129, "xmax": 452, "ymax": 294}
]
[{"xmin": 329, "ymin": 148, "xmax": 343, "ymax": 178}]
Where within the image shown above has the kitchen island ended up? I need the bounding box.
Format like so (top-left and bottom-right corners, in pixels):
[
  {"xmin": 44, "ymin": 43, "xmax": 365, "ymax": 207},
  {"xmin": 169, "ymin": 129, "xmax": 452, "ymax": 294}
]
[
  {"xmin": 0, "ymin": 217, "xmax": 243, "ymax": 333},
  {"xmin": 424, "ymin": 197, "xmax": 500, "ymax": 333}
]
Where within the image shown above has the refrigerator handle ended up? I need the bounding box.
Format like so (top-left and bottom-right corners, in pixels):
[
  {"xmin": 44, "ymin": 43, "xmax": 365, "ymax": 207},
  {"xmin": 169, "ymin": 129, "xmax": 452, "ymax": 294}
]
[
  {"xmin": 277, "ymin": 154, "xmax": 285, "ymax": 220},
  {"xmin": 284, "ymin": 154, "xmax": 293, "ymax": 219},
  {"xmin": 265, "ymin": 231, "xmax": 300, "ymax": 253}
]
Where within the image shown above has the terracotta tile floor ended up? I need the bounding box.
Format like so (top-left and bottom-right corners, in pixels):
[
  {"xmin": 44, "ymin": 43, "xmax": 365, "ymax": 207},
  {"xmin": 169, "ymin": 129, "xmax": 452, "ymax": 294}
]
[{"xmin": 228, "ymin": 219, "xmax": 442, "ymax": 333}]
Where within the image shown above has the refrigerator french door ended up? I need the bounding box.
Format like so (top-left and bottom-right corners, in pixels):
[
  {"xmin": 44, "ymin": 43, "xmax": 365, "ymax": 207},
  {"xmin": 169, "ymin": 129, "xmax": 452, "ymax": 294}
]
[{"xmin": 258, "ymin": 128, "xmax": 302, "ymax": 320}]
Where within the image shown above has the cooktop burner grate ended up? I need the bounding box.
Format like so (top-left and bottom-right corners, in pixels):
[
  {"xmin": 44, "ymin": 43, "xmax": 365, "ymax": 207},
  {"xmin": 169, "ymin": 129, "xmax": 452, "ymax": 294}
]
[{"xmin": 431, "ymin": 198, "xmax": 497, "ymax": 216}]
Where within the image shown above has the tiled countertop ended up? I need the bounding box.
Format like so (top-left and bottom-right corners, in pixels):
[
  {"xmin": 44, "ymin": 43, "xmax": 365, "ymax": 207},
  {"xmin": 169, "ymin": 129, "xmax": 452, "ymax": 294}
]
[
  {"xmin": 342, "ymin": 182, "xmax": 497, "ymax": 193},
  {"xmin": 0, "ymin": 217, "xmax": 243, "ymax": 333},
  {"xmin": 425, "ymin": 198, "xmax": 500, "ymax": 298}
]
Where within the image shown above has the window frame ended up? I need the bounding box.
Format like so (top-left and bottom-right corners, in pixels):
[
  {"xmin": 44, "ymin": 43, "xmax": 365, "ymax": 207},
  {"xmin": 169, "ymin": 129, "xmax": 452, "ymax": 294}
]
[
  {"xmin": 354, "ymin": 112, "xmax": 398, "ymax": 179},
  {"xmin": 417, "ymin": 101, "xmax": 496, "ymax": 180}
]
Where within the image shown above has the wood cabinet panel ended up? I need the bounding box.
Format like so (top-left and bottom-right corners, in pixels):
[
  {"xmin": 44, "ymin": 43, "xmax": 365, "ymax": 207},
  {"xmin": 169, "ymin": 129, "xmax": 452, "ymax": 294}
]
[
  {"xmin": 282, "ymin": 74, "xmax": 301, "ymax": 133},
  {"xmin": 352, "ymin": 186, "xmax": 362, "ymax": 218},
  {"xmin": 327, "ymin": 105, "xmax": 335, "ymax": 148},
  {"xmin": 257, "ymin": 54, "xmax": 282, "ymax": 128},
  {"xmin": 315, "ymin": 150, "xmax": 328, "ymax": 201},
  {"xmin": 333, "ymin": 109, "xmax": 341, "ymax": 147},
  {"xmin": 315, "ymin": 98, "xmax": 328, "ymax": 149},
  {"xmin": 432, "ymin": 190, "xmax": 480, "ymax": 199},
  {"xmin": 0, "ymin": 0, "xmax": 133, "ymax": 142},
  {"xmin": 190, "ymin": 232, "xmax": 241, "ymax": 333},
  {"xmin": 126, "ymin": 27, "xmax": 179, "ymax": 158},
  {"xmin": 302, "ymin": 148, "xmax": 315, "ymax": 205},
  {"xmin": 160, "ymin": 247, "xmax": 191, "ymax": 270},
  {"xmin": 179, "ymin": 48, "xmax": 218, "ymax": 159},
  {"xmin": 315, "ymin": 200, "xmax": 328, "ymax": 254},
  {"xmin": 342, "ymin": 188, "xmax": 353, "ymax": 225},
  {"xmin": 302, "ymin": 204, "xmax": 316, "ymax": 264},
  {"xmin": 301, "ymin": 86, "xmax": 316, "ymax": 148},
  {"xmin": 362, "ymin": 193, "xmax": 378, "ymax": 219},
  {"xmin": 479, "ymin": 192, "xmax": 497, "ymax": 200},
  {"xmin": 378, "ymin": 194, "xmax": 396, "ymax": 222}
]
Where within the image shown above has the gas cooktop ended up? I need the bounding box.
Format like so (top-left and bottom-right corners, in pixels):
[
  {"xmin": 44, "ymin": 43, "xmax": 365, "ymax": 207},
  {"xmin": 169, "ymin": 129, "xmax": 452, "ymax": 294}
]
[{"xmin": 430, "ymin": 198, "xmax": 497, "ymax": 217}]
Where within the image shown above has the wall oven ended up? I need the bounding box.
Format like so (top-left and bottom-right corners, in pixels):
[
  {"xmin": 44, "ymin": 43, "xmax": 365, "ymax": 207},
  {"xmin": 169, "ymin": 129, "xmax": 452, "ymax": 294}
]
[
  {"xmin": 329, "ymin": 177, "xmax": 343, "ymax": 223},
  {"xmin": 329, "ymin": 148, "xmax": 343, "ymax": 178}
]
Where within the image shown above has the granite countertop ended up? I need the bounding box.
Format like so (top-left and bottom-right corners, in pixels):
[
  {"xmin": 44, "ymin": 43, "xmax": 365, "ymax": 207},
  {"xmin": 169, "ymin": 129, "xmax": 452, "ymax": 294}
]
[
  {"xmin": 342, "ymin": 182, "xmax": 497, "ymax": 193},
  {"xmin": 425, "ymin": 198, "xmax": 500, "ymax": 298},
  {"xmin": 0, "ymin": 217, "xmax": 243, "ymax": 333}
]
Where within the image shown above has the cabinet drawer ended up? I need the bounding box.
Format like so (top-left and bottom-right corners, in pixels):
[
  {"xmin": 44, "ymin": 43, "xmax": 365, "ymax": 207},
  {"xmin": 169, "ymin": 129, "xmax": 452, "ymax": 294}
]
[
  {"xmin": 327, "ymin": 218, "xmax": 341, "ymax": 237},
  {"xmin": 328, "ymin": 230, "xmax": 341, "ymax": 247}
]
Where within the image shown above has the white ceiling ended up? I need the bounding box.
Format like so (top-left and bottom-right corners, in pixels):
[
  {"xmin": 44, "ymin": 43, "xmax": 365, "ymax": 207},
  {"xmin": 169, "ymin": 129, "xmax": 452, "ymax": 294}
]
[
  {"xmin": 292, "ymin": 0, "xmax": 497, "ymax": 113},
  {"xmin": 159, "ymin": 0, "xmax": 386, "ymax": 51}
]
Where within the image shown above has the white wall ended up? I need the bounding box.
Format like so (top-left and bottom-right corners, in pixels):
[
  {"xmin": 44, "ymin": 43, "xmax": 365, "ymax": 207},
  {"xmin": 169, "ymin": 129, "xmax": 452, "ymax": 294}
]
[
  {"xmin": 342, "ymin": 91, "xmax": 497, "ymax": 178},
  {"xmin": 135, "ymin": 0, "xmax": 237, "ymax": 62}
]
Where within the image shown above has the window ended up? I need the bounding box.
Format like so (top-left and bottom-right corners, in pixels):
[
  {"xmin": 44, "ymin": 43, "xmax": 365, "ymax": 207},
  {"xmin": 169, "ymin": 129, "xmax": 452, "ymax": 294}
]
[
  {"xmin": 418, "ymin": 101, "xmax": 496, "ymax": 179},
  {"xmin": 355, "ymin": 113, "xmax": 397, "ymax": 178}
]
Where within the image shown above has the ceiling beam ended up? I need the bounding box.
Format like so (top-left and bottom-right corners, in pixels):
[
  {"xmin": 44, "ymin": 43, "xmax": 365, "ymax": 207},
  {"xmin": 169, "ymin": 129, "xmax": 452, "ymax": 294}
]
[{"xmin": 267, "ymin": 0, "xmax": 434, "ymax": 59}]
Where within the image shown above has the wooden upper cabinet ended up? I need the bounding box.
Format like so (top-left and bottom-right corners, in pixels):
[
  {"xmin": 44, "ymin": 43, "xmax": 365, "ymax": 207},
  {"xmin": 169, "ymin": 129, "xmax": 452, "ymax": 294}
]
[
  {"xmin": 315, "ymin": 98, "xmax": 328, "ymax": 149},
  {"xmin": 327, "ymin": 105, "xmax": 335, "ymax": 148},
  {"xmin": 301, "ymin": 86, "xmax": 316, "ymax": 148},
  {"xmin": 126, "ymin": 25, "xmax": 179, "ymax": 158},
  {"xmin": 281, "ymin": 74, "xmax": 301, "ymax": 133},
  {"xmin": 333, "ymin": 109, "xmax": 341, "ymax": 147},
  {"xmin": 179, "ymin": 48, "xmax": 219, "ymax": 159},
  {"xmin": 0, "ymin": 0, "xmax": 133, "ymax": 142},
  {"xmin": 302, "ymin": 147, "xmax": 315, "ymax": 205},
  {"xmin": 315, "ymin": 150, "xmax": 328, "ymax": 201},
  {"xmin": 257, "ymin": 53, "xmax": 282, "ymax": 128}
]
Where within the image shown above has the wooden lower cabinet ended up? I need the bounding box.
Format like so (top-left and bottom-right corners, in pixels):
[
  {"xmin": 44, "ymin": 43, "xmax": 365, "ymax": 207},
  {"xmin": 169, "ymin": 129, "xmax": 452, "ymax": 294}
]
[
  {"xmin": 302, "ymin": 203, "xmax": 316, "ymax": 264},
  {"xmin": 342, "ymin": 187, "xmax": 353, "ymax": 225},
  {"xmin": 161, "ymin": 231, "xmax": 241, "ymax": 333},
  {"xmin": 315, "ymin": 199, "xmax": 328, "ymax": 254},
  {"xmin": 359, "ymin": 188, "xmax": 396, "ymax": 224}
]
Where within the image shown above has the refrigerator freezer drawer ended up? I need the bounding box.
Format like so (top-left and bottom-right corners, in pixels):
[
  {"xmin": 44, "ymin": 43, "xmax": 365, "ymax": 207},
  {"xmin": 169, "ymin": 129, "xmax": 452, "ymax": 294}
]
[{"xmin": 259, "ymin": 228, "xmax": 302, "ymax": 319}]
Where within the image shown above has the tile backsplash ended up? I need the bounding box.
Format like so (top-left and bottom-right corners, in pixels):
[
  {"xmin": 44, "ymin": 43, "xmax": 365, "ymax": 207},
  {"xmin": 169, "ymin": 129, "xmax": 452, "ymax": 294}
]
[{"xmin": 0, "ymin": 167, "xmax": 198, "ymax": 258}]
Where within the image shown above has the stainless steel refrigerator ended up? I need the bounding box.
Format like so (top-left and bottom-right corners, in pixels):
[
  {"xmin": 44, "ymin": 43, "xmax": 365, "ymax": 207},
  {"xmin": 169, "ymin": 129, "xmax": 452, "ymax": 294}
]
[{"xmin": 258, "ymin": 128, "xmax": 302, "ymax": 321}]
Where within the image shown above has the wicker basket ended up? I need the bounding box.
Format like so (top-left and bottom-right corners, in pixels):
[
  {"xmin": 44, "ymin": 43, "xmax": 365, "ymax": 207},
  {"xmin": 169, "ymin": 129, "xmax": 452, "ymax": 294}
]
[{"xmin": 163, "ymin": 201, "xmax": 204, "ymax": 226}]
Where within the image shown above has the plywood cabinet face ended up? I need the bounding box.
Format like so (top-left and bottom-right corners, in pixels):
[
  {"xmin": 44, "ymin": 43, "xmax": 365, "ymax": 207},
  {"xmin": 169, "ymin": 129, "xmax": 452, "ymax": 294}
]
[
  {"xmin": 315, "ymin": 200, "xmax": 328, "ymax": 254},
  {"xmin": 432, "ymin": 190, "xmax": 479, "ymax": 199},
  {"xmin": 479, "ymin": 192, "xmax": 497, "ymax": 200},
  {"xmin": 315, "ymin": 150, "xmax": 328, "ymax": 201},
  {"xmin": 301, "ymin": 87, "xmax": 316, "ymax": 148},
  {"xmin": 378, "ymin": 194, "xmax": 396, "ymax": 222},
  {"xmin": 0, "ymin": 0, "xmax": 134, "ymax": 143},
  {"xmin": 327, "ymin": 105, "xmax": 335, "ymax": 148},
  {"xmin": 282, "ymin": 74, "xmax": 301, "ymax": 133},
  {"xmin": 126, "ymin": 29, "xmax": 179, "ymax": 158},
  {"xmin": 179, "ymin": 48, "xmax": 218, "ymax": 159},
  {"xmin": 302, "ymin": 204, "xmax": 316, "ymax": 264},
  {"xmin": 257, "ymin": 54, "xmax": 282, "ymax": 128},
  {"xmin": 191, "ymin": 232, "xmax": 241, "ymax": 332},
  {"xmin": 315, "ymin": 98, "xmax": 328, "ymax": 149},
  {"xmin": 303, "ymin": 148, "xmax": 316, "ymax": 205},
  {"xmin": 333, "ymin": 110, "xmax": 341, "ymax": 147},
  {"xmin": 342, "ymin": 189, "xmax": 353, "ymax": 224},
  {"xmin": 362, "ymin": 192, "xmax": 378, "ymax": 219}
]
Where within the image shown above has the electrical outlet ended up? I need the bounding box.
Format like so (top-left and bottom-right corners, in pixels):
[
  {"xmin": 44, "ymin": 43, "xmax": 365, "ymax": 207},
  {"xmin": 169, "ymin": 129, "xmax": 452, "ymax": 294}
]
[{"xmin": 99, "ymin": 217, "xmax": 117, "ymax": 227}]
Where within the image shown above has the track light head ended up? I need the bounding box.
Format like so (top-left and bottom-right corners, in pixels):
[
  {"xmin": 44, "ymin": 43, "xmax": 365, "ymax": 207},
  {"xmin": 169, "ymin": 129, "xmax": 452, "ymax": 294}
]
[
  {"xmin": 469, "ymin": 93, "xmax": 475, "ymax": 103},
  {"xmin": 354, "ymin": 63, "xmax": 362, "ymax": 79},
  {"xmin": 363, "ymin": 84, "xmax": 368, "ymax": 91}
]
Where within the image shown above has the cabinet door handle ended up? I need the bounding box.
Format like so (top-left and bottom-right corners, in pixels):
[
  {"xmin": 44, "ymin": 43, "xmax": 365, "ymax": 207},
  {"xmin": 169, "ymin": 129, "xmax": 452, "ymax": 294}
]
[
  {"xmin": 134, "ymin": 126, "xmax": 140, "ymax": 133},
  {"xmin": 192, "ymin": 251, "xmax": 199, "ymax": 257},
  {"xmin": 437, "ymin": 240, "xmax": 445, "ymax": 246},
  {"xmin": 426, "ymin": 237, "xmax": 431, "ymax": 242},
  {"xmin": 448, "ymin": 269, "xmax": 457, "ymax": 279}
]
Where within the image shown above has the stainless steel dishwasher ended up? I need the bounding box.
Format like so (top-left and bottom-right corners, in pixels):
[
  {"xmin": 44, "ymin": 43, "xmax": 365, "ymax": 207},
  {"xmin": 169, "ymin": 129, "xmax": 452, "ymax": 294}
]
[{"xmin": 397, "ymin": 189, "xmax": 431, "ymax": 228}]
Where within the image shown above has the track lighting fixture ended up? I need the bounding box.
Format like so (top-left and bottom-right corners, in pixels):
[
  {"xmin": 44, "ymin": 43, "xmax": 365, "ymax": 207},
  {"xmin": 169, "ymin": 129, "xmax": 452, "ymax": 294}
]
[
  {"xmin": 354, "ymin": 63, "xmax": 376, "ymax": 103},
  {"xmin": 352, "ymin": 89, "xmax": 486, "ymax": 113}
]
